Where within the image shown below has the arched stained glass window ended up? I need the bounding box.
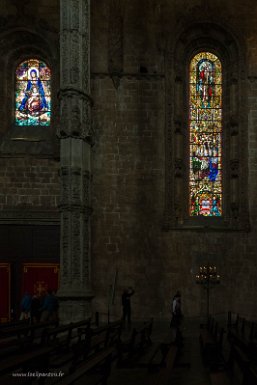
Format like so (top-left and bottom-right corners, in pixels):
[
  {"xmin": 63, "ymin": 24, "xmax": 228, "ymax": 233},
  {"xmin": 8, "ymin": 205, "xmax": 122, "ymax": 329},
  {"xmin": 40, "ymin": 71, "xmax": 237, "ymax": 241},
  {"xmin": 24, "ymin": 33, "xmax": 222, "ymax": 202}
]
[
  {"xmin": 15, "ymin": 59, "xmax": 51, "ymax": 126},
  {"xmin": 189, "ymin": 52, "xmax": 222, "ymax": 217}
]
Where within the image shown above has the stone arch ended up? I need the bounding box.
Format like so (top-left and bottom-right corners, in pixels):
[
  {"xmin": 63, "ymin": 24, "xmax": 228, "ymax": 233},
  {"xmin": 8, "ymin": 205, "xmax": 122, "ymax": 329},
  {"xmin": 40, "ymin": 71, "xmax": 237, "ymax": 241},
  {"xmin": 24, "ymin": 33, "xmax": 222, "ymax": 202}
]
[{"xmin": 0, "ymin": 28, "xmax": 59, "ymax": 155}]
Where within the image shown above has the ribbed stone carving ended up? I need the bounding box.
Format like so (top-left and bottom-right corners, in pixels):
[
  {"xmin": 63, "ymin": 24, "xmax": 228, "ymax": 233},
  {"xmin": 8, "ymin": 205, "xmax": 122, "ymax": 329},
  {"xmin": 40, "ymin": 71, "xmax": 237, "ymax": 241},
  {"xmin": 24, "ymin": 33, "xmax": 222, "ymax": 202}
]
[{"xmin": 58, "ymin": 0, "xmax": 93, "ymax": 323}]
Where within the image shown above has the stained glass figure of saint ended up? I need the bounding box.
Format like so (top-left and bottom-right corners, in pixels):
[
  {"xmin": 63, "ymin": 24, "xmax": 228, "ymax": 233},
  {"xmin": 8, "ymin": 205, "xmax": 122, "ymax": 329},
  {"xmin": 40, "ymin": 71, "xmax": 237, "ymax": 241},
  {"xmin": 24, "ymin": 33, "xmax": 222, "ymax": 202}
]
[
  {"xmin": 16, "ymin": 59, "xmax": 51, "ymax": 126},
  {"xmin": 189, "ymin": 52, "xmax": 222, "ymax": 216}
]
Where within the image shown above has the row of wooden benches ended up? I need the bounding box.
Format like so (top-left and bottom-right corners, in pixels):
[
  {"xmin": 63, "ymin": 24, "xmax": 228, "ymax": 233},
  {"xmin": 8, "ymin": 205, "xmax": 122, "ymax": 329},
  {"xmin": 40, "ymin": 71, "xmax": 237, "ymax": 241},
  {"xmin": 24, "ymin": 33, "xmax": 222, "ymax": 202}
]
[
  {"xmin": 0, "ymin": 312, "xmax": 102, "ymax": 360},
  {"xmin": 63, "ymin": 318, "xmax": 180, "ymax": 385},
  {"xmin": 116, "ymin": 318, "xmax": 179, "ymax": 385},
  {"xmin": 227, "ymin": 312, "xmax": 257, "ymax": 385},
  {"xmin": 199, "ymin": 316, "xmax": 225, "ymax": 369},
  {"xmin": 0, "ymin": 317, "xmax": 120, "ymax": 384},
  {"xmin": 0, "ymin": 317, "xmax": 180, "ymax": 385},
  {"xmin": 200, "ymin": 312, "xmax": 257, "ymax": 385}
]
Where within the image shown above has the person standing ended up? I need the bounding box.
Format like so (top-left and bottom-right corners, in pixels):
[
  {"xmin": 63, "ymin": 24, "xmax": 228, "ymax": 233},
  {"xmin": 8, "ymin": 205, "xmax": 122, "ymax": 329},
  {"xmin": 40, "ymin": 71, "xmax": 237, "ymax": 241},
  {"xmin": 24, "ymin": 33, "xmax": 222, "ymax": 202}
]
[
  {"xmin": 170, "ymin": 290, "xmax": 182, "ymax": 328},
  {"xmin": 122, "ymin": 287, "xmax": 135, "ymax": 326},
  {"xmin": 19, "ymin": 292, "xmax": 32, "ymax": 321},
  {"xmin": 40, "ymin": 289, "xmax": 59, "ymax": 323},
  {"xmin": 31, "ymin": 294, "xmax": 41, "ymax": 323}
]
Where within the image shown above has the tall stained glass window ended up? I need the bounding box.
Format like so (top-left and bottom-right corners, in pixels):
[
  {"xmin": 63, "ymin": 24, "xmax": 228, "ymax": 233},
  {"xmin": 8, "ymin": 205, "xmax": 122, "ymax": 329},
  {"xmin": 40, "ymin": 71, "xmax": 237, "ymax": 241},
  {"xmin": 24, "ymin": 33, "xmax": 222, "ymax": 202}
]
[
  {"xmin": 189, "ymin": 52, "xmax": 222, "ymax": 217},
  {"xmin": 15, "ymin": 59, "xmax": 51, "ymax": 126}
]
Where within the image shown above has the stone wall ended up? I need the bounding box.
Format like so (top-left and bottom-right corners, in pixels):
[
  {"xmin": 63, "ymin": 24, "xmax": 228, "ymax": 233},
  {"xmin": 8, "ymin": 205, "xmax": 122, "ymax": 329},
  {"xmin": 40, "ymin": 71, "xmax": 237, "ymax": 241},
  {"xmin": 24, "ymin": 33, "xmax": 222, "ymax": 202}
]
[
  {"xmin": 90, "ymin": 0, "xmax": 257, "ymax": 321},
  {"xmin": 0, "ymin": 0, "xmax": 257, "ymax": 321},
  {"xmin": 0, "ymin": 0, "xmax": 60, "ymax": 218},
  {"xmin": 0, "ymin": 158, "xmax": 59, "ymax": 210}
]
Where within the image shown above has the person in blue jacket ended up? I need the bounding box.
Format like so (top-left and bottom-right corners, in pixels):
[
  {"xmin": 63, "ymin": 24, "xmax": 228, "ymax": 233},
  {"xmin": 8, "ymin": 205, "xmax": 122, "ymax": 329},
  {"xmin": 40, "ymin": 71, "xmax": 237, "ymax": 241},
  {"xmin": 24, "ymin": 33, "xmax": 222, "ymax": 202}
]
[
  {"xmin": 20, "ymin": 292, "xmax": 32, "ymax": 321},
  {"xmin": 40, "ymin": 289, "xmax": 59, "ymax": 323}
]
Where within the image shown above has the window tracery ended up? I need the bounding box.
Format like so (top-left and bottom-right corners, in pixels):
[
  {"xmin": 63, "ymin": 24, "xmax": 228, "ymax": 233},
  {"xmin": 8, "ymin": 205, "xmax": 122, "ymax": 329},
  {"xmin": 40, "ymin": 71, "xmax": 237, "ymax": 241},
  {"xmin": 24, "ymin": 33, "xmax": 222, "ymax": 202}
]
[{"xmin": 164, "ymin": 23, "xmax": 249, "ymax": 231}]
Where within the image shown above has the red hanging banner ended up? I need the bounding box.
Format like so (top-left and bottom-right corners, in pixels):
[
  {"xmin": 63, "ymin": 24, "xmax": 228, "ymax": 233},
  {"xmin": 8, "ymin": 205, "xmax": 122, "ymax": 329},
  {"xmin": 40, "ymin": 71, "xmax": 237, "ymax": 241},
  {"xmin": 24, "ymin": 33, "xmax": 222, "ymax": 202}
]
[
  {"xmin": 22, "ymin": 263, "xmax": 59, "ymax": 297},
  {"xmin": 0, "ymin": 263, "xmax": 10, "ymax": 323}
]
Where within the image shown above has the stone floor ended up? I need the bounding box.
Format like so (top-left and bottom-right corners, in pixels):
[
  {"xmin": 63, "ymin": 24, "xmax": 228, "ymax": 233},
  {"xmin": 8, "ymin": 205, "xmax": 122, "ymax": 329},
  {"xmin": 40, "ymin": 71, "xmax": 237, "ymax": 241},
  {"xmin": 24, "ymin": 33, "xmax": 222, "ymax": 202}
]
[{"xmin": 108, "ymin": 317, "xmax": 212, "ymax": 385}]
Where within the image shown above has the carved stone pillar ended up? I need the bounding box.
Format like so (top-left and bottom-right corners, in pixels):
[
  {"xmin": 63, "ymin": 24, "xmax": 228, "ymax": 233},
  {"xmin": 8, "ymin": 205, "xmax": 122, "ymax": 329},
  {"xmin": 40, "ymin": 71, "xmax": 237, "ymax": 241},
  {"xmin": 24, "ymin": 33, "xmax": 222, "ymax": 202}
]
[{"xmin": 58, "ymin": 0, "xmax": 93, "ymax": 323}]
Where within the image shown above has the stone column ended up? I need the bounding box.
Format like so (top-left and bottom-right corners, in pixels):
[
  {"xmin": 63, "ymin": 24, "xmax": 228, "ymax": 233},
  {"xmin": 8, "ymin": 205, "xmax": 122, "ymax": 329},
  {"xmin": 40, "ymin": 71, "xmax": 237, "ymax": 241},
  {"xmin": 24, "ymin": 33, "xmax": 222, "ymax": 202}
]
[{"xmin": 58, "ymin": 0, "xmax": 93, "ymax": 323}]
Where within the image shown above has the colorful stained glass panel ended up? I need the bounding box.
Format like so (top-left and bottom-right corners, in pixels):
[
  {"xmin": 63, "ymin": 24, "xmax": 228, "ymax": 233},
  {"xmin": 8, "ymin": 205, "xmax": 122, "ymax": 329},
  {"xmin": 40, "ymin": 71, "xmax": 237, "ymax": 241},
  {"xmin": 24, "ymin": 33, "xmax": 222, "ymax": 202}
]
[
  {"xmin": 189, "ymin": 52, "xmax": 222, "ymax": 216},
  {"xmin": 15, "ymin": 59, "xmax": 51, "ymax": 126}
]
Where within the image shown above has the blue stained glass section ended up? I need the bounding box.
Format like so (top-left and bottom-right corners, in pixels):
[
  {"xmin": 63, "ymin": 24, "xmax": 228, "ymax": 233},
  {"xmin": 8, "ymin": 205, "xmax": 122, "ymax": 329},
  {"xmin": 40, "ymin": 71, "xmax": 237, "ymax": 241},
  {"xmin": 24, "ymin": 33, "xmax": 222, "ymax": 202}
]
[{"xmin": 15, "ymin": 59, "xmax": 51, "ymax": 126}]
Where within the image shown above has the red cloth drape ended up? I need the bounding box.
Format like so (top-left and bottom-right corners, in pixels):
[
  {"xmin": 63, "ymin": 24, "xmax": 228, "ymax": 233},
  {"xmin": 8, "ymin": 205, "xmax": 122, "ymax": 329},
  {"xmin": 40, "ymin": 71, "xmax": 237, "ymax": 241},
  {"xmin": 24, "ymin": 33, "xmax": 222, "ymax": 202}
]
[
  {"xmin": 22, "ymin": 263, "xmax": 59, "ymax": 297},
  {"xmin": 0, "ymin": 263, "xmax": 10, "ymax": 323}
]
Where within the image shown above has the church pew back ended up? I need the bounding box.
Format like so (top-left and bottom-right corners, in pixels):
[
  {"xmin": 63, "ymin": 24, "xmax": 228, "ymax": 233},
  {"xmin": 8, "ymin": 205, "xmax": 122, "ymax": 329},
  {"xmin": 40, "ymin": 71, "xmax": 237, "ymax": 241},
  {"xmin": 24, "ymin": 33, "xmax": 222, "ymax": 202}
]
[
  {"xmin": 53, "ymin": 346, "xmax": 115, "ymax": 385},
  {"xmin": 0, "ymin": 346, "xmax": 53, "ymax": 376}
]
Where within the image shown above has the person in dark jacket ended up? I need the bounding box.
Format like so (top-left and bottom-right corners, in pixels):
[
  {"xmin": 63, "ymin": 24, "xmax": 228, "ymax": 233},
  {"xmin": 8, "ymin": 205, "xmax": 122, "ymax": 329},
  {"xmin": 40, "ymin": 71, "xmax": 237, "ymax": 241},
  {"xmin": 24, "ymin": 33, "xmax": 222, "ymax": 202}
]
[
  {"xmin": 19, "ymin": 292, "xmax": 32, "ymax": 321},
  {"xmin": 170, "ymin": 290, "xmax": 182, "ymax": 328},
  {"xmin": 40, "ymin": 289, "xmax": 59, "ymax": 322},
  {"xmin": 122, "ymin": 287, "xmax": 135, "ymax": 326},
  {"xmin": 31, "ymin": 294, "xmax": 41, "ymax": 323}
]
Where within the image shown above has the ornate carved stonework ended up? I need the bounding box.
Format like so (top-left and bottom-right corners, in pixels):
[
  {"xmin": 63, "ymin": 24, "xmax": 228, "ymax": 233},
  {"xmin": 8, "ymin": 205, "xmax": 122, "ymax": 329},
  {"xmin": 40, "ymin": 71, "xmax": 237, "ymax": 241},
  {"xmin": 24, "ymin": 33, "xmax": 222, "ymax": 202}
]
[
  {"xmin": 58, "ymin": 88, "xmax": 93, "ymax": 141},
  {"xmin": 58, "ymin": 0, "xmax": 93, "ymax": 323}
]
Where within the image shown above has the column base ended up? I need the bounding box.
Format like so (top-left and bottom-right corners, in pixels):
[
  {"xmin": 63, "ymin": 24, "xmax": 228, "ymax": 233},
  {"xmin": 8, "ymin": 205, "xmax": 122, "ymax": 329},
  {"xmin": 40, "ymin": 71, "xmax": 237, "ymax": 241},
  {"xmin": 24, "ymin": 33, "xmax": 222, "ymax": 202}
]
[{"xmin": 57, "ymin": 290, "xmax": 94, "ymax": 324}]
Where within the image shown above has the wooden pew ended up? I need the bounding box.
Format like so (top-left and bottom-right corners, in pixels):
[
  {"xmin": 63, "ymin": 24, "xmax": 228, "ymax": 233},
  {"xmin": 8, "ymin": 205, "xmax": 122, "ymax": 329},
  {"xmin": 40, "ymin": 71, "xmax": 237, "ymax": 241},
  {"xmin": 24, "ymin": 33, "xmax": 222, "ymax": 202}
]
[
  {"xmin": 117, "ymin": 318, "xmax": 154, "ymax": 368},
  {"xmin": 51, "ymin": 321, "xmax": 121, "ymax": 384},
  {"xmin": 0, "ymin": 318, "xmax": 110, "ymax": 385},
  {"xmin": 200, "ymin": 318, "xmax": 225, "ymax": 369},
  {"xmin": 0, "ymin": 346, "xmax": 53, "ymax": 377},
  {"xmin": 0, "ymin": 335, "xmax": 33, "ymax": 356},
  {"xmin": 41, "ymin": 318, "xmax": 91, "ymax": 347},
  {"xmin": 139, "ymin": 327, "xmax": 178, "ymax": 371},
  {"xmin": 0, "ymin": 319, "xmax": 29, "ymax": 333},
  {"xmin": 227, "ymin": 343, "xmax": 250, "ymax": 385},
  {"xmin": 226, "ymin": 313, "xmax": 257, "ymax": 385},
  {"xmin": 228, "ymin": 317, "xmax": 256, "ymax": 360},
  {"xmin": 227, "ymin": 333, "xmax": 257, "ymax": 385},
  {"xmin": 199, "ymin": 316, "xmax": 216, "ymax": 349},
  {"xmin": 140, "ymin": 328, "xmax": 179, "ymax": 385},
  {"xmin": 105, "ymin": 319, "xmax": 123, "ymax": 352},
  {"xmin": 228, "ymin": 315, "xmax": 245, "ymax": 337},
  {"xmin": 0, "ymin": 321, "xmax": 58, "ymax": 359},
  {"xmin": 201, "ymin": 315, "xmax": 231, "ymax": 385},
  {"xmin": 148, "ymin": 343, "xmax": 178, "ymax": 385},
  {"xmin": 210, "ymin": 336, "xmax": 257, "ymax": 385},
  {"xmin": 249, "ymin": 321, "xmax": 257, "ymax": 341},
  {"xmin": 41, "ymin": 318, "xmax": 91, "ymax": 368},
  {"xmin": 1, "ymin": 320, "xmax": 57, "ymax": 340},
  {"xmin": 117, "ymin": 318, "xmax": 162, "ymax": 367},
  {"xmin": 209, "ymin": 371, "xmax": 231, "ymax": 385},
  {"xmin": 244, "ymin": 364, "xmax": 257, "ymax": 385},
  {"xmin": 53, "ymin": 346, "xmax": 115, "ymax": 385},
  {"xmin": 71, "ymin": 320, "xmax": 122, "ymax": 370}
]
